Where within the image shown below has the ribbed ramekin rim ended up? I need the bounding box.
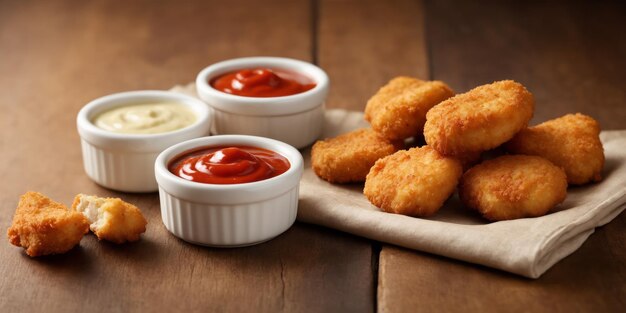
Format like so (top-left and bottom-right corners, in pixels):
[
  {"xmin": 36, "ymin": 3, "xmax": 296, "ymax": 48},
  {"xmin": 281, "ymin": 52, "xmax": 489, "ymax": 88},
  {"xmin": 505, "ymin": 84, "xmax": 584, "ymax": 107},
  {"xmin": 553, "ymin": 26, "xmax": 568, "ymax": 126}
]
[
  {"xmin": 195, "ymin": 56, "xmax": 329, "ymax": 114},
  {"xmin": 154, "ymin": 134, "xmax": 304, "ymax": 192}
]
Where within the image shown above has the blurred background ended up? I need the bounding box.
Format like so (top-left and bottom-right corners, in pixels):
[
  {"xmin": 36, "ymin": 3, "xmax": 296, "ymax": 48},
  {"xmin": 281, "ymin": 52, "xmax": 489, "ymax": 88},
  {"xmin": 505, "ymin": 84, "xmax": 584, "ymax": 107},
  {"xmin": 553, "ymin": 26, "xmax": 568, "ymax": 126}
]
[{"xmin": 2, "ymin": 0, "xmax": 624, "ymax": 127}]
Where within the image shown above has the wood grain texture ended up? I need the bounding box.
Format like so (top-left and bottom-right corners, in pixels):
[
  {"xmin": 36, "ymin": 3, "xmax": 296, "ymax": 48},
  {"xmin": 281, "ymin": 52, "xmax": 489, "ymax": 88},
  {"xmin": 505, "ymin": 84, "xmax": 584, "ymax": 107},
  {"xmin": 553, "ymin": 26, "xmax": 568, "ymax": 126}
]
[
  {"xmin": 318, "ymin": 0, "xmax": 429, "ymax": 110},
  {"xmin": 425, "ymin": 0, "xmax": 626, "ymax": 128},
  {"xmin": 0, "ymin": 1, "xmax": 373, "ymax": 312},
  {"xmin": 378, "ymin": 1, "xmax": 626, "ymax": 312},
  {"xmin": 379, "ymin": 214, "xmax": 626, "ymax": 313}
]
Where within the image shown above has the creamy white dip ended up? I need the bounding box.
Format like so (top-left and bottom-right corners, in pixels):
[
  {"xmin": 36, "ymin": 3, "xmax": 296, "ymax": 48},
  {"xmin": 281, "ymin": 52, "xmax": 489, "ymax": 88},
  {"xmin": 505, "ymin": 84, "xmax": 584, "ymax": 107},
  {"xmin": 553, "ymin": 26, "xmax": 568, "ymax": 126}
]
[{"xmin": 93, "ymin": 102, "xmax": 196, "ymax": 134}]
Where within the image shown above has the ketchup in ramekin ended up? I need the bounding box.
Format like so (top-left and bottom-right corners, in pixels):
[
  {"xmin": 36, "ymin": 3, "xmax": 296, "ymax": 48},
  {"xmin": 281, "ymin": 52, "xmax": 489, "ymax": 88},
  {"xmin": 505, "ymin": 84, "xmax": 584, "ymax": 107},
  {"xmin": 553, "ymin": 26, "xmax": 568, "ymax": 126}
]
[
  {"xmin": 210, "ymin": 68, "xmax": 316, "ymax": 97},
  {"xmin": 168, "ymin": 146, "xmax": 290, "ymax": 184}
]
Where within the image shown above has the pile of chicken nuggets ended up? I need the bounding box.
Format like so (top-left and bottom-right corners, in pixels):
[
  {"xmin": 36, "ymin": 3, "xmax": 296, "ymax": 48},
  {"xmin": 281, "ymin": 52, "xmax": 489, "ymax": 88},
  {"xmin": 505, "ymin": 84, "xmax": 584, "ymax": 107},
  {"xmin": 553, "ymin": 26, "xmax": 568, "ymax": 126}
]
[
  {"xmin": 312, "ymin": 77, "xmax": 605, "ymax": 221},
  {"xmin": 7, "ymin": 191, "xmax": 147, "ymax": 257}
]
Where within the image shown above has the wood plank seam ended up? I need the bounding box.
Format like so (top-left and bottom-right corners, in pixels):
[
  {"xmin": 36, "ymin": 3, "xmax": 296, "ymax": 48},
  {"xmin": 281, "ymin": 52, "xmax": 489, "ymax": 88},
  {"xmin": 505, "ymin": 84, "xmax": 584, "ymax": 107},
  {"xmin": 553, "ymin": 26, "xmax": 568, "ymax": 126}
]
[
  {"xmin": 311, "ymin": 0, "xmax": 319, "ymax": 65},
  {"xmin": 371, "ymin": 241, "xmax": 382, "ymax": 311}
]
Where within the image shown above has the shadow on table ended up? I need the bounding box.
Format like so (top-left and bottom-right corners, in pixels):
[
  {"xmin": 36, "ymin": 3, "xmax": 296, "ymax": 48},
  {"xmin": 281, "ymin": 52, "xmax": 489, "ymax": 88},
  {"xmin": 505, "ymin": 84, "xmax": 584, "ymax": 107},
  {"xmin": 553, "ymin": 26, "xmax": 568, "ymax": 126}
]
[
  {"xmin": 96, "ymin": 235, "xmax": 160, "ymax": 264},
  {"xmin": 23, "ymin": 245, "xmax": 94, "ymax": 277}
]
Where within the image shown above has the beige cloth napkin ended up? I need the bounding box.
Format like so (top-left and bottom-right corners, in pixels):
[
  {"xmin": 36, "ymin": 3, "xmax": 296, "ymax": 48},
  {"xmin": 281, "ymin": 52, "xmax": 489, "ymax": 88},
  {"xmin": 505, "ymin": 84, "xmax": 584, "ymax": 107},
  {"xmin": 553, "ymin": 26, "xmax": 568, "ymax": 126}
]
[{"xmin": 172, "ymin": 84, "xmax": 626, "ymax": 279}]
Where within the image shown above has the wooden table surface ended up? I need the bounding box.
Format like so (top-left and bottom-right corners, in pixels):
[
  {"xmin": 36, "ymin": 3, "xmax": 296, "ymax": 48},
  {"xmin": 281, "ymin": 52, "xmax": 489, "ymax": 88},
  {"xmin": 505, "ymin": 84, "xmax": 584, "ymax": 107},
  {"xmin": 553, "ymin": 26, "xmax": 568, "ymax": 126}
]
[{"xmin": 1, "ymin": 1, "xmax": 625, "ymax": 312}]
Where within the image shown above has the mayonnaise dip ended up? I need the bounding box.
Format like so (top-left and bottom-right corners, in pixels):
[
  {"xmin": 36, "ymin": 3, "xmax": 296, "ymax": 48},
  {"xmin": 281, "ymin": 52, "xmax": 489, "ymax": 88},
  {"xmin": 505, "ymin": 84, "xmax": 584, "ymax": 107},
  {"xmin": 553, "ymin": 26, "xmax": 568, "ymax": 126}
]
[{"xmin": 93, "ymin": 102, "xmax": 196, "ymax": 134}]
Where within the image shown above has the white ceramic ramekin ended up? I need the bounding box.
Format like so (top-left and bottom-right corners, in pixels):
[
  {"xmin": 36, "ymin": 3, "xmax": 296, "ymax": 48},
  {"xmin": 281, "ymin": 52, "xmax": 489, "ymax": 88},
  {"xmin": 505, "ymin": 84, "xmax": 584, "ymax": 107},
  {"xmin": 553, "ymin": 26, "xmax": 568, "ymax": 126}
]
[
  {"xmin": 196, "ymin": 57, "xmax": 329, "ymax": 149},
  {"xmin": 154, "ymin": 135, "xmax": 303, "ymax": 247},
  {"xmin": 77, "ymin": 90, "xmax": 211, "ymax": 192}
]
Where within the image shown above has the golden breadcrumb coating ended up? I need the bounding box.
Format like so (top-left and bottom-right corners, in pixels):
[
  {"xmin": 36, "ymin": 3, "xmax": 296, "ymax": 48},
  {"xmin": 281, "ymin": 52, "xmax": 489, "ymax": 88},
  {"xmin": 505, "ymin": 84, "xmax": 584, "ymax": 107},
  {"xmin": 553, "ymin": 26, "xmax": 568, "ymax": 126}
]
[
  {"xmin": 311, "ymin": 128, "xmax": 402, "ymax": 183},
  {"xmin": 424, "ymin": 80, "xmax": 534, "ymax": 157},
  {"xmin": 455, "ymin": 150, "xmax": 483, "ymax": 172},
  {"xmin": 72, "ymin": 194, "xmax": 147, "ymax": 244},
  {"xmin": 7, "ymin": 191, "xmax": 89, "ymax": 257},
  {"xmin": 459, "ymin": 155, "xmax": 567, "ymax": 222},
  {"xmin": 364, "ymin": 76, "xmax": 454, "ymax": 141},
  {"xmin": 505, "ymin": 113, "xmax": 604, "ymax": 185},
  {"xmin": 364, "ymin": 146, "xmax": 462, "ymax": 217}
]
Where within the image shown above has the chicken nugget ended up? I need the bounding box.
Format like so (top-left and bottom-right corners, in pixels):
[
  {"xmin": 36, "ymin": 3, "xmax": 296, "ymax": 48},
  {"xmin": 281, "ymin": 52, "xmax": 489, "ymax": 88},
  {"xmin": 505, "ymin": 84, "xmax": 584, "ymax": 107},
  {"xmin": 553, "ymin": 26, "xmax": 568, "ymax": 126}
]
[
  {"xmin": 424, "ymin": 80, "xmax": 534, "ymax": 157},
  {"xmin": 505, "ymin": 113, "xmax": 604, "ymax": 185},
  {"xmin": 364, "ymin": 146, "xmax": 462, "ymax": 217},
  {"xmin": 455, "ymin": 150, "xmax": 483, "ymax": 172},
  {"xmin": 459, "ymin": 155, "xmax": 567, "ymax": 221},
  {"xmin": 365, "ymin": 76, "xmax": 454, "ymax": 141},
  {"xmin": 7, "ymin": 191, "xmax": 89, "ymax": 257},
  {"xmin": 72, "ymin": 194, "xmax": 147, "ymax": 244},
  {"xmin": 311, "ymin": 128, "xmax": 402, "ymax": 183}
]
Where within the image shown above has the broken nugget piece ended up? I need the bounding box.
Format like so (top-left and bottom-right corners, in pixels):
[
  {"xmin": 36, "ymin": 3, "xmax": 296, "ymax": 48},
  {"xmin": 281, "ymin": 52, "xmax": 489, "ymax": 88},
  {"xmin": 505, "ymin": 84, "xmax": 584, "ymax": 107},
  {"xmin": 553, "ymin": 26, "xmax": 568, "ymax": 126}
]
[
  {"xmin": 7, "ymin": 191, "xmax": 89, "ymax": 257},
  {"xmin": 72, "ymin": 194, "xmax": 147, "ymax": 244},
  {"xmin": 364, "ymin": 76, "xmax": 454, "ymax": 141},
  {"xmin": 505, "ymin": 113, "xmax": 604, "ymax": 185},
  {"xmin": 311, "ymin": 128, "xmax": 402, "ymax": 183},
  {"xmin": 364, "ymin": 146, "xmax": 463, "ymax": 217}
]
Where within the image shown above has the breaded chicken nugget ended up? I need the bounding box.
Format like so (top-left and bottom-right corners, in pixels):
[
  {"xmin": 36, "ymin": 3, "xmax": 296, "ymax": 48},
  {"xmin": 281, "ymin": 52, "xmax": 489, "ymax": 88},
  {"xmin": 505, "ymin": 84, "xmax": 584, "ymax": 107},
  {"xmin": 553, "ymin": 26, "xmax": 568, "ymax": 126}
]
[
  {"xmin": 455, "ymin": 150, "xmax": 483, "ymax": 171},
  {"xmin": 365, "ymin": 76, "xmax": 454, "ymax": 141},
  {"xmin": 72, "ymin": 194, "xmax": 147, "ymax": 244},
  {"xmin": 312, "ymin": 128, "xmax": 402, "ymax": 183},
  {"xmin": 364, "ymin": 146, "xmax": 462, "ymax": 217},
  {"xmin": 505, "ymin": 113, "xmax": 604, "ymax": 185},
  {"xmin": 459, "ymin": 155, "xmax": 567, "ymax": 221},
  {"xmin": 424, "ymin": 80, "xmax": 534, "ymax": 157},
  {"xmin": 7, "ymin": 191, "xmax": 89, "ymax": 257}
]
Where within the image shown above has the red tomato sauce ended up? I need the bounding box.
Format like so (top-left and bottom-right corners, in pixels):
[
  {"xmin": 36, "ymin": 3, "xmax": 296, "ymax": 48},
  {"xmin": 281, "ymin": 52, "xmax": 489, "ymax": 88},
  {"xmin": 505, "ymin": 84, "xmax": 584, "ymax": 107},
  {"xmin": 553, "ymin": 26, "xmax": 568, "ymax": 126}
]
[
  {"xmin": 168, "ymin": 146, "xmax": 290, "ymax": 184},
  {"xmin": 210, "ymin": 68, "xmax": 316, "ymax": 97}
]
